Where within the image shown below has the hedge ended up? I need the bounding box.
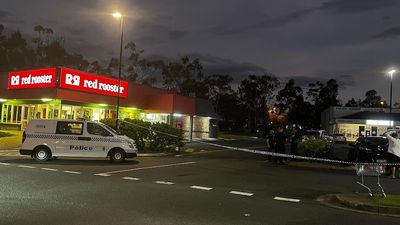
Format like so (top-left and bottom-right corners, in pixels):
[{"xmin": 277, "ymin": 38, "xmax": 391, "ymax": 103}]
[
  {"xmin": 298, "ymin": 138, "xmax": 335, "ymax": 159},
  {"xmin": 100, "ymin": 118, "xmax": 184, "ymax": 152}
]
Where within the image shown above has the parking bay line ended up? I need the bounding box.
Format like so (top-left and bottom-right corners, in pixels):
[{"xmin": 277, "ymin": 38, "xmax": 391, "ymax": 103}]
[
  {"xmin": 99, "ymin": 161, "xmax": 197, "ymax": 175},
  {"xmin": 18, "ymin": 165, "xmax": 36, "ymax": 169},
  {"xmin": 229, "ymin": 191, "xmax": 254, "ymax": 197},
  {"xmin": 63, "ymin": 170, "xmax": 81, "ymax": 174},
  {"xmin": 190, "ymin": 185, "xmax": 213, "ymax": 191},
  {"xmin": 273, "ymin": 197, "xmax": 301, "ymax": 203},
  {"xmin": 122, "ymin": 177, "xmax": 141, "ymax": 181},
  {"xmin": 41, "ymin": 168, "xmax": 58, "ymax": 171},
  {"xmin": 0, "ymin": 162, "xmax": 11, "ymax": 165},
  {"xmin": 155, "ymin": 181, "xmax": 174, "ymax": 185}
]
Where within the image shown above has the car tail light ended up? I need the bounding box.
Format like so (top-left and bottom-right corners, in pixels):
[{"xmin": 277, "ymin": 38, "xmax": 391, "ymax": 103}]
[{"xmin": 22, "ymin": 131, "xmax": 26, "ymax": 143}]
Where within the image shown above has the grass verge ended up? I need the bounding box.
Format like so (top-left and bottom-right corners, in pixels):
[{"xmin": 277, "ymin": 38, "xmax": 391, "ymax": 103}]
[{"xmin": 374, "ymin": 195, "xmax": 400, "ymax": 207}]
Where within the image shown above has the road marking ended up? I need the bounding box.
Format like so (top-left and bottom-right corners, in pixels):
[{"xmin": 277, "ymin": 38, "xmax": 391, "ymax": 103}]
[
  {"xmin": 229, "ymin": 191, "xmax": 254, "ymax": 197},
  {"xmin": 190, "ymin": 185, "xmax": 213, "ymax": 191},
  {"xmin": 155, "ymin": 181, "xmax": 174, "ymax": 185},
  {"xmin": 18, "ymin": 165, "xmax": 36, "ymax": 169},
  {"xmin": 244, "ymin": 146, "xmax": 267, "ymax": 149},
  {"xmin": 41, "ymin": 168, "xmax": 58, "ymax": 171},
  {"xmin": 63, "ymin": 170, "xmax": 81, "ymax": 174},
  {"xmin": 0, "ymin": 162, "xmax": 11, "ymax": 165},
  {"xmin": 122, "ymin": 177, "xmax": 141, "ymax": 181},
  {"xmin": 94, "ymin": 173, "xmax": 111, "ymax": 177},
  {"xmin": 274, "ymin": 197, "xmax": 300, "ymax": 203},
  {"xmin": 101, "ymin": 161, "xmax": 197, "ymax": 174}
]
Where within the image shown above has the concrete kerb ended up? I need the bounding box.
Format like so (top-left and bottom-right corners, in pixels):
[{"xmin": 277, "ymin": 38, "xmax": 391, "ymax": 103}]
[{"xmin": 317, "ymin": 193, "xmax": 400, "ymax": 217}]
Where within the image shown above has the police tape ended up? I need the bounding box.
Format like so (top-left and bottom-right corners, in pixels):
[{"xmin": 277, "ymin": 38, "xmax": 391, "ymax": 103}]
[{"xmin": 120, "ymin": 120, "xmax": 400, "ymax": 166}]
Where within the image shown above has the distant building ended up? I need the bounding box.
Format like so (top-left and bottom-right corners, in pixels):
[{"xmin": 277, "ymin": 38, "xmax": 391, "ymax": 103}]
[{"xmin": 322, "ymin": 106, "xmax": 400, "ymax": 142}]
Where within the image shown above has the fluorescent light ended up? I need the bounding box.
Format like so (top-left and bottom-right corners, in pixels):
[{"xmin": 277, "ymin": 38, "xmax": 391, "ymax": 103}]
[
  {"xmin": 0, "ymin": 99, "xmax": 7, "ymax": 102},
  {"xmin": 173, "ymin": 113, "xmax": 183, "ymax": 117},
  {"xmin": 112, "ymin": 12, "xmax": 122, "ymax": 18},
  {"xmin": 99, "ymin": 104, "xmax": 108, "ymax": 107},
  {"xmin": 41, "ymin": 98, "xmax": 52, "ymax": 102},
  {"xmin": 128, "ymin": 107, "xmax": 138, "ymax": 110},
  {"xmin": 366, "ymin": 120, "xmax": 394, "ymax": 126}
]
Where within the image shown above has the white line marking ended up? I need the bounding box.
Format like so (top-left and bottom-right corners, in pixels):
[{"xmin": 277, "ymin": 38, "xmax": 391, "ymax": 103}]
[
  {"xmin": 190, "ymin": 185, "xmax": 213, "ymax": 191},
  {"xmin": 63, "ymin": 170, "xmax": 81, "ymax": 174},
  {"xmin": 41, "ymin": 168, "xmax": 58, "ymax": 171},
  {"xmin": 18, "ymin": 165, "xmax": 36, "ymax": 169},
  {"xmin": 274, "ymin": 197, "xmax": 300, "ymax": 203},
  {"xmin": 155, "ymin": 181, "xmax": 174, "ymax": 185},
  {"xmin": 94, "ymin": 173, "xmax": 111, "ymax": 177},
  {"xmin": 122, "ymin": 177, "xmax": 141, "ymax": 181},
  {"xmin": 229, "ymin": 191, "xmax": 254, "ymax": 197},
  {"xmin": 0, "ymin": 162, "xmax": 11, "ymax": 165},
  {"xmin": 102, "ymin": 161, "xmax": 197, "ymax": 174}
]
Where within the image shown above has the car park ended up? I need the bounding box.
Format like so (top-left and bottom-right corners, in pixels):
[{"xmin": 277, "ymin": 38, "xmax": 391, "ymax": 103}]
[
  {"xmin": 20, "ymin": 119, "xmax": 138, "ymax": 163},
  {"xmin": 347, "ymin": 136, "xmax": 388, "ymax": 163}
]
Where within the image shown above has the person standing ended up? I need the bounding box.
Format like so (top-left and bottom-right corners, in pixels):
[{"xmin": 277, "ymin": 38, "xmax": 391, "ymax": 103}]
[
  {"xmin": 266, "ymin": 130, "xmax": 275, "ymax": 161},
  {"xmin": 290, "ymin": 127, "xmax": 301, "ymax": 156},
  {"xmin": 274, "ymin": 127, "xmax": 286, "ymax": 164},
  {"xmin": 385, "ymin": 132, "xmax": 400, "ymax": 178}
]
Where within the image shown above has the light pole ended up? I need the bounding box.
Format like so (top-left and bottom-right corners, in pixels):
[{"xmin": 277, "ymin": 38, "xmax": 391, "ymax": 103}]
[
  {"xmin": 113, "ymin": 12, "xmax": 124, "ymax": 130},
  {"xmin": 388, "ymin": 69, "xmax": 397, "ymax": 113}
]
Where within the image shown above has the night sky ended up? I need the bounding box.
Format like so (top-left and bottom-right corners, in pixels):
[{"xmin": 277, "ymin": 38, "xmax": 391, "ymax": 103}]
[{"xmin": 1, "ymin": 0, "xmax": 400, "ymax": 103}]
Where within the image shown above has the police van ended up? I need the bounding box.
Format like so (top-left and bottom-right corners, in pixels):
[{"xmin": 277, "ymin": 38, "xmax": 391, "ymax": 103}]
[{"xmin": 20, "ymin": 119, "xmax": 137, "ymax": 163}]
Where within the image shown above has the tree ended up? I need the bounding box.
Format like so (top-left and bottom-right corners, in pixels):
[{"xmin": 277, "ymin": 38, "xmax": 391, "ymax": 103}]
[
  {"xmin": 125, "ymin": 41, "xmax": 162, "ymax": 86},
  {"xmin": 276, "ymin": 79, "xmax": 303, "ymax": 113},
  {"xmin": 344, "ymin": 98, "xmax": 360, "ymax": 107},
  {"xmin": 361, "ymin": 90, "xmax": 383, "ymax": 108},
  {"xmin": 238, "ymin": 74, "xmax": 279, "ymax": 133},
  {"xmin": 162, "ymin": 56, "xmax": 207, "ymax": 98},
  {"xmin": 306, "ymin": 79, "xmax": 340, "ymax": 128}
]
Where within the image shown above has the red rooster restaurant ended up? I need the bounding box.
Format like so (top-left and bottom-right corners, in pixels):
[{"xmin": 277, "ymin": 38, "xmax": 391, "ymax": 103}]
[{"xmin": 0, "ymin": 67, "xmax": 218, "ymax": 139}]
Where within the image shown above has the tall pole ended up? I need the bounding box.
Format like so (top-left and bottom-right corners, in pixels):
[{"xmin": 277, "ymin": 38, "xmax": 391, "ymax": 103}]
[
  {"xmin": 390, "ymin": 74, "xmax": 393, "ymax": 114},
  {"xmin": 116, "ymin": 15, "xmax": 124, "ymax": 130}
]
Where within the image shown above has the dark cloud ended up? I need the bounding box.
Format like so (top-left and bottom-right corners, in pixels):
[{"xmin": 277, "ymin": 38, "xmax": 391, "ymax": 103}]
[
  {"xmin": 0, "ymin": 9, "xmax": 10, "ymax": 19},
  {"xmin": 371, "ymin": 27, "xmax": 400, "ymax": 39},
  {"xmin": 287, "ymin": 74, "xmax": 356, "ymax": 89},
  {"xmin": 168, "ymin": 30, "xmax": 189, "ymax": 41},
  {"xmin": 214, "ymin": 7, "xmax": 316, "ymax": 35},
  {"xmin": 320, "ymin": 0, "xmax": 397, "ymax": 14}
]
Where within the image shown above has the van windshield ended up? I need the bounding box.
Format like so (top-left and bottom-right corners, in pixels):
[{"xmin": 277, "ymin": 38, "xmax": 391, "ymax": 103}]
[{"xmin": 102, "ymin": 124, "xmax": 120, "ymax": 135}]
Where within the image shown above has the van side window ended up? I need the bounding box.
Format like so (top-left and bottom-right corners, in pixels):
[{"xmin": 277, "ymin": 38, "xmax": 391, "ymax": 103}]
[
  {"xmin": 56, "ymin": 122, "xmax": 83, "ymax": 135},
  {"xmin": 87, "ymin": 123, "xmax": 113, "ymax": 137}
]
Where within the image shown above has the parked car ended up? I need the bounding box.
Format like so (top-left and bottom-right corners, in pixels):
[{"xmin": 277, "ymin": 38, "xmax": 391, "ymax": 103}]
[
  {"xmin": 332, "ymin": 133, "xmax": 346, "ymax": 143},
  {"xmin": 348, "ymin": 136, "xmax": 388, "ymax": 163},
  {"xmin": 302, "ymin": 130, "xmax": 333, "ymax": 141}
]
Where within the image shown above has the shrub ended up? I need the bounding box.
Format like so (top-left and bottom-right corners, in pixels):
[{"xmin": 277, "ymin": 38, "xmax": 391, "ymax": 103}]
[
  {"xmin": 298, "ymin": 138, "xmax": 335, "ymax": 159},
  {"xmin": 100, "ymin": 118, "xmax": 184, "ymax": 152},
  {"xmin": 148, "ymin": 122, "xmax": 184, "ymax": 152}
]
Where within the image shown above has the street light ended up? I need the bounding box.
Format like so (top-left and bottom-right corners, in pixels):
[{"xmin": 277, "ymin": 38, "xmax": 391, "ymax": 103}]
[
  {"xmin": 112, "ymin": 11, "xmax": 124, "ymax": 130},
  {"xmin": 388, "ymin": 69, "xmax": 397, "ymax": 114}
]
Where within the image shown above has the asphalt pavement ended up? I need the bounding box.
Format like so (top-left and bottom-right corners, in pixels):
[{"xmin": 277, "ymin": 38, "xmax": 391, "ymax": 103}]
[{"xmin": 1, "ymin": 146, "xmax": 400, "ymax": 225}]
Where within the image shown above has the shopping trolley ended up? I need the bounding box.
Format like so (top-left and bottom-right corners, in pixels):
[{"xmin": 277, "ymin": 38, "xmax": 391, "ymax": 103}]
[{"xmin": 355, "ymin": 162, "xmax": 386, "ymax": 197}]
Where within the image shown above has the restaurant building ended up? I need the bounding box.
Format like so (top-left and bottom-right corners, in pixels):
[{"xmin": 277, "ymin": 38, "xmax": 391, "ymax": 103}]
[
  {"xmin": 322, "ymin": 106, "xmax": 400, "ymax": 142},
  {"xmin": 0, "ymin": 67, "xmax": 218, "ymax": 139}
]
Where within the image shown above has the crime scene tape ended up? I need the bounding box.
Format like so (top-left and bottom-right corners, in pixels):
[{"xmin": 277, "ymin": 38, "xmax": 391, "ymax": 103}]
[{"xmin": 121, "ymin": 120, "xmax": 400, "ymax": 166}]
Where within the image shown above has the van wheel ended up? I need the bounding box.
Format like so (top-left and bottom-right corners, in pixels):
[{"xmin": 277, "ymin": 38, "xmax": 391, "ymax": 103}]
[
  {"xmin": 109, "ymin": 149, "xmax": 125, "ymax": 163},
  {"xmin": 33, "ymin": 147, "xmax": 51, "ymax": 162}
]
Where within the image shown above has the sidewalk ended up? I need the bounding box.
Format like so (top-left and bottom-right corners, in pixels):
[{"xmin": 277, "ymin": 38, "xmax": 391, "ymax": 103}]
[{"xmin": 318, "ymin": 193, "xmax": 400, "ymax": 217}]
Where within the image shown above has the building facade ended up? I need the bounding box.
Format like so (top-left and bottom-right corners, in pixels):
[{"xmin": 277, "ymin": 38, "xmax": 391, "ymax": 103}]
[
  {"xmin": 322, "ymin": 106, "xmax": 400, "ymax": 142},
  {"xmin": 0, "ymin": 67, "xmax": 218, "ymax": 139}
]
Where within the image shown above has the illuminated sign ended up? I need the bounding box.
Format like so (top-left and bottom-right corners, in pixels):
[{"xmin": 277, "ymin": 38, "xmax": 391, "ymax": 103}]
[
  {"xmin": 366, "ymin": 120, "xmax": 393, "ymax": 126},
  {"xmin": 8, "ymin": 68, "xmax": 56, "ymax": 89},
  {"xmin": 60, "ymin": 67, "xmax": 128, "ymax": 98}
]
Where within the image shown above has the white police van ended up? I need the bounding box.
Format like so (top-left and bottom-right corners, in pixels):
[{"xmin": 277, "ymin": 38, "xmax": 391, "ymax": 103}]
[{"xmin": 20, "ymin": 119, "xmax": 137, "ymax": 163}]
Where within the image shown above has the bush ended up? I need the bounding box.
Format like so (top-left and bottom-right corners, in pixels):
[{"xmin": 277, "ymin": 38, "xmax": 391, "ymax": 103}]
[
  {"xmin": 298, "ymin": 138, "xmax": 335, "ymax": 159},
  {"xmin": 100, "ymin": 118, "xmax": 183, "ymax": 152}
]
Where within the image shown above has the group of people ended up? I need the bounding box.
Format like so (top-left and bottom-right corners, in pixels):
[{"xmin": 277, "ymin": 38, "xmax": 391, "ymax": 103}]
[{"xmin": 266, "ymin": 127, "xmax": 301, "ymax": 164}]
